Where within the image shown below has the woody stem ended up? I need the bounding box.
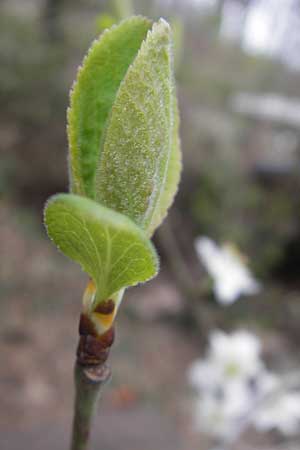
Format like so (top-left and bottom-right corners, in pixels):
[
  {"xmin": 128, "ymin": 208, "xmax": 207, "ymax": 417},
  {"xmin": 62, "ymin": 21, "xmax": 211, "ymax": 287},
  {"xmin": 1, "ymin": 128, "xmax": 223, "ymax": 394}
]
[{"xmin": 70, "ymin": 362, "xmax": 111, "ymax": 450}]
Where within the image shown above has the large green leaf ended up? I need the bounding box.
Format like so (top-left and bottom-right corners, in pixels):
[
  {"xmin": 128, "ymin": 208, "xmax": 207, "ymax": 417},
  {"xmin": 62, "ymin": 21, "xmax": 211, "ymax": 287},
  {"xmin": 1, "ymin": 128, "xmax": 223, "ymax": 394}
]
[
  {"xmin": 147, "ymin": 92, "xmax": 182, "ymax": 235},
  {"xmin": 95, "ymin": 18, "xmax": 181, "ymax": 236},
  {"xmin": 44, "ymin": 194, "xmax": 158, "ymax": 304},
  {"xmin": 68, "ymin": 16, "xmax": 152, "ymax": 198}
]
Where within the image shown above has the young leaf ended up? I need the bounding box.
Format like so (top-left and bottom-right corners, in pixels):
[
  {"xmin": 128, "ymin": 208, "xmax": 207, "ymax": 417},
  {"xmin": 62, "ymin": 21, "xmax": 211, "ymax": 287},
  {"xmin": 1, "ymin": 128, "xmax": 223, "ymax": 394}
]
[
  {"xmin": 68, "ymin": 16, "xmax": 152, "ymax": 198},
  {"xmin": 95, "ymin": 18, "xmax": 181, "ymax": 236},
  {"xmin": 147, "ymin": 93, "xmax": 182, "ymax": 235},
  {"xmin": 44, "ymin": 194, "xmax": 158, "ymax": 304}
]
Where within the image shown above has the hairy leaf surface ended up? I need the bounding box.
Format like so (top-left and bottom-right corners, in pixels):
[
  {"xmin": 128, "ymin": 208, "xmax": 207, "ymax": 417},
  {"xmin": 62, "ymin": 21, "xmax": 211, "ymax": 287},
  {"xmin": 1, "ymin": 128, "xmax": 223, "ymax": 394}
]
[
  {"xmin": 95, "ymin": 18, "xmax": 181, "ymax": 235},
  {"xmin": 44, "ymin": 194, "xmax": 158, "ymax": 304},
  {"xmin": 68, "ymin": 16, "xmax": 152, "ymax": 198},
  {"xmin": 147, "ymin": 93, "xmax": 181, "ymax": 235}
]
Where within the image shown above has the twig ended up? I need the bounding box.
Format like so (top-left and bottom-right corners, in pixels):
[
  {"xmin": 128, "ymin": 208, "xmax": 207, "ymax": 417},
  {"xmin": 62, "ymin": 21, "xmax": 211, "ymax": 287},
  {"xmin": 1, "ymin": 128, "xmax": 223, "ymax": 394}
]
[
  {"xmin": 70, "ymin": 363, "xmax": 111, "ymax": 450},
  {"xmin": 70, "ymin": 307, "xmax": 115, "ymax": 450}
]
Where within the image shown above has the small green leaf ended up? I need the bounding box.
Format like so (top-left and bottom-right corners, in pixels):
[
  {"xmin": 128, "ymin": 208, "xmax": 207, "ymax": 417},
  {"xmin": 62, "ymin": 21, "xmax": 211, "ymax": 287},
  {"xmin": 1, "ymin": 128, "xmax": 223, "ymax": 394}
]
[
  {"xmin": 44, "ymin": 194, "xmax": 158, "ymax": 303},
  {"xmin": 68, "ymin": 16, "xmax": 152, "ymax": 198},
  {"xmin": 95, "ymin": 18, "xmax": 181, "ymax": 236}
]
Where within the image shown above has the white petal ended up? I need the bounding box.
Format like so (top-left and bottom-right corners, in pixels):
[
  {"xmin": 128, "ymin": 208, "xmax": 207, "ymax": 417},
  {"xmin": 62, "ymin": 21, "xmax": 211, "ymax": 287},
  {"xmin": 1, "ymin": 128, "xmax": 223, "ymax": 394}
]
[
  {"xmin": 195, "ymin": 236, "xmax": 261, "ymax": 304},
  {"xmin": 253, "ymin": 392, "xmax": 300, "ymax": 435}
]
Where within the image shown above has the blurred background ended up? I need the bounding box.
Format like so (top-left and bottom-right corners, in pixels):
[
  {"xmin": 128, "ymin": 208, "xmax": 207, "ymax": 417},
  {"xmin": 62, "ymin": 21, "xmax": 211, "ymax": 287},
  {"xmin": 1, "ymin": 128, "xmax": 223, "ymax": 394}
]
[{"xmin": 2, "ymin": 0, "xmax": 300, "ymax": 449}]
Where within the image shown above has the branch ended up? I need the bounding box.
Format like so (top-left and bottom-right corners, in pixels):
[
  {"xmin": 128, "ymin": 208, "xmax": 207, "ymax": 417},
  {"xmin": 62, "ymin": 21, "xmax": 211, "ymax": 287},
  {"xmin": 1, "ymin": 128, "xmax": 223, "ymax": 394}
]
[{"xmin": 70, "ymin": 363, "xmax": 111, "ymax": 450}]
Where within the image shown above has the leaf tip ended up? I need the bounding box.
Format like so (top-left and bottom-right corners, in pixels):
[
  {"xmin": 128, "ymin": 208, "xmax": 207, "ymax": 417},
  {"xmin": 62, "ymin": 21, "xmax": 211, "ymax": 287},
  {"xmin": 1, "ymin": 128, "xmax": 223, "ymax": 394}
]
[{"xmin": 157, "ymin": 17, "xmax": 171, "ymax": 30}]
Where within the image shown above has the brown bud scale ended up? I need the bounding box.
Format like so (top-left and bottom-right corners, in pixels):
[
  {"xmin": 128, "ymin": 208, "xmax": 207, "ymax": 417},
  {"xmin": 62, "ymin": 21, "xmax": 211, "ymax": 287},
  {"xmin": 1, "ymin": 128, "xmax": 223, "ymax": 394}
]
[
  {"xmin": 99, "ymin": 327, "xmax": 115, "ymax": 348},
  {"xmin": 76, "ymin": 323, "xmax": 115, "ymax": 366},
  {"xmin": 94, "ymin": 299, "xmax": 115, "ymax": 315},
  {"xmin": 79, "ymin": 313, "xmax": 97, "ymax": 337}
]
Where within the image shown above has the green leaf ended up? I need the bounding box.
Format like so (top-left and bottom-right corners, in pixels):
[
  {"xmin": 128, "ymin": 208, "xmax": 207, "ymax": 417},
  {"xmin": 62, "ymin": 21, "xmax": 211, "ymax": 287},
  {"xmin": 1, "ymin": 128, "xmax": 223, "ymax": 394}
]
[
  {"xmin": 95, "ymin": 18, "xmax": 181, "ymax": 236},
  {"xmin": 44, "ymin": 194, "xmax": 159, "ymax": 304},
  {"xmin": 68, "ymin": 16, "xmax": 152, "ymax": 198},
  {"xmin": 147, "ymin": 92, "xmax": 182, "ymax": 235}
]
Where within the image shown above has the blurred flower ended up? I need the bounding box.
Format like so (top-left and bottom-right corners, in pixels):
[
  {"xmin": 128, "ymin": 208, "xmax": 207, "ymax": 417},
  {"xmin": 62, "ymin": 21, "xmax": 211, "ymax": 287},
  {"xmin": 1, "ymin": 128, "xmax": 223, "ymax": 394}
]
[
  {"xmin": 253, "ymin": 391, "xmax": 300, "ymax": 435},
  {"xmin": 188, "ymin": 329, "xmax": 300, "ymax": 440},
  {"xmin": 194, "ymin": 237, "xmax": 261, "ymax": 304},
  {"xmin": 188, "ymin": 330, "xmax": 264, "ymax": 390},
  {"xmin": 192, "ymin": 377, "xmax": 252, "ymax": 439},
  {"xmin": 208, "ymin": 329, "xmax": 263, "ymax": 380},
  {"xmin": 188, "ymin": 330, "xmax": 266, "ymax": 438}
]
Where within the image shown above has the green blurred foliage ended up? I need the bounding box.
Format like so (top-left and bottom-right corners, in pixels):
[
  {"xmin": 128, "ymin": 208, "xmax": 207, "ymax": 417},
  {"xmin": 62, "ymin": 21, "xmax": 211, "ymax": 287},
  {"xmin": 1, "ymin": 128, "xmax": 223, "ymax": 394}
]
[
  {"xmin": 95, "ymin": 13, "xmax": 116, "ymax": 33},
  {"xmin": 190, "ymin": 160, "xmax": 299, "ymax": 278}
]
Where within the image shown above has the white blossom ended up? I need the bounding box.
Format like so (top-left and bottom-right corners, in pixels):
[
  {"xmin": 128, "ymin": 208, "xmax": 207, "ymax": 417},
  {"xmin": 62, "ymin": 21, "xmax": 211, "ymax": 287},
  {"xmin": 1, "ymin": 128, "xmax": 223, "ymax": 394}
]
[
  {"xmin": 253, "ymin": 392, "xmax": 300, "ymax": 435},
  {"xmin": 195, "ymin": 237, "xmax": 261, "ymax": 304},
  {"xmin": 188, "ymin": 329, "xmax": 300, "ymax": 440},
  {"xmin": 188, "ymin": 330, "xmax": 264, "ymax": 390},
  {"xmin": 188, "ymin": 330, "xmax": 266, "ymax": 438},
  {"xmin": 208, "ymin": 330, "xmax": 264, "ymax": 378}
]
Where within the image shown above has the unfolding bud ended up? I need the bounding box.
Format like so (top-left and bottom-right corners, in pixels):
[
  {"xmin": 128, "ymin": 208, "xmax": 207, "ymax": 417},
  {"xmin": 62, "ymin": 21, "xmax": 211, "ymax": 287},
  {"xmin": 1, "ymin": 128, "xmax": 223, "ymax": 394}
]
[
  {"xmin": 77, "ymin": 311, "xmax": 115, "ymax": 366},
  {"xmin": 82, "ymin": 279, "xmax": 96, "ymax": 313},
  {"xmin": 79, "ymin": 313, "xmax": 97, "ymax": 337},
  {"xmin": 92, "ymin": 299, "xmax": 115, "ymax": 330},
  {"xmin": 77, "ymin": 334, "xmax": 110, "ymax": 365},
  {"xmin": 98, "ymin": 327, "xmax": 115, "ymax": 347},
  {"xmin": 94, "ymin": 299, "xmax": 115, "ymax": 315}
]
